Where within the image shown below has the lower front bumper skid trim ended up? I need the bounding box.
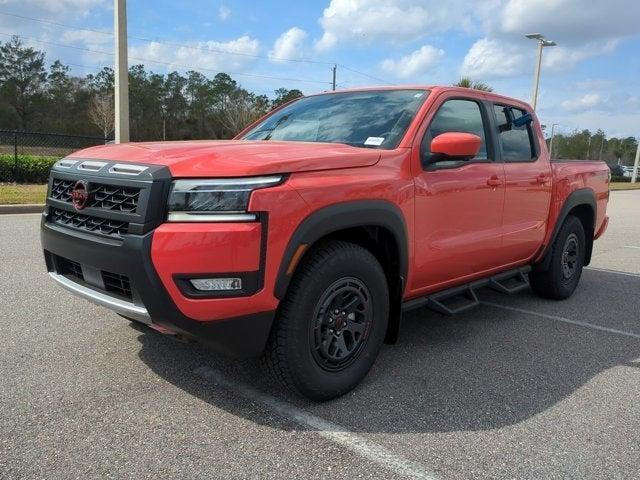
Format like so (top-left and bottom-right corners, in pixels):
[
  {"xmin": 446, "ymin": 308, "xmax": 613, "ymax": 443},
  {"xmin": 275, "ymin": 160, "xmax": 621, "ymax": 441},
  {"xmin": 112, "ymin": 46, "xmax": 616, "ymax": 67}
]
[{"xmin": 48, "ymin": 272, "xmax": 151, "ymax": 324}]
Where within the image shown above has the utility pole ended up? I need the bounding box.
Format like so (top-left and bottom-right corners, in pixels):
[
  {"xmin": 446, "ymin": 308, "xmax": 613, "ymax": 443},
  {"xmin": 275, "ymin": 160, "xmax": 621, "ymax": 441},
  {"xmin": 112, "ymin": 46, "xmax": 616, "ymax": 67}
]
[
  {"xmin": 632, "ymin": 140, "xmax": 639, "ymax": 184},
  {"xmin": 525, "ymin": 34, "xmax": 557, "ymax": 110},
  {"xmin": 586, "ymin": 135, "xmax": 591, "ymax": 160},
  {"xmin": 114, "ymin": 0, "xmax": 130, "ymax": 143},
  {"xmin": 332, "ymin": 64, "xmax": 337, "ymax": 91}
]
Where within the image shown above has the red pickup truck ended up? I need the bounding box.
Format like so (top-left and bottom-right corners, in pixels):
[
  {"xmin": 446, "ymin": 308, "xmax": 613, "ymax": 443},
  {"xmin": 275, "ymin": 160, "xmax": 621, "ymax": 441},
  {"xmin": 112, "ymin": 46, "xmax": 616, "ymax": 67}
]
[{"xmin": 41, "ymin": 86, "xmax": 609, "ymax": 400}]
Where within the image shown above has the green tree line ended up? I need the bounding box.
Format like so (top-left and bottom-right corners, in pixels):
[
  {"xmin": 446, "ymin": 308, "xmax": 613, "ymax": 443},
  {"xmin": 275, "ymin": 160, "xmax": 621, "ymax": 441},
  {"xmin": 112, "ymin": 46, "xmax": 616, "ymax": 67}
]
[
  {"xmin": 0, "ymin": 34, "xmax": 636, "ymax": 164},
  {"xmin": 0, "ymin": 36, "xmax": 302, "ymax": 140},
  {"xmin": 548, "ymin": 129, "xmax": 638, "ymax": 165}
]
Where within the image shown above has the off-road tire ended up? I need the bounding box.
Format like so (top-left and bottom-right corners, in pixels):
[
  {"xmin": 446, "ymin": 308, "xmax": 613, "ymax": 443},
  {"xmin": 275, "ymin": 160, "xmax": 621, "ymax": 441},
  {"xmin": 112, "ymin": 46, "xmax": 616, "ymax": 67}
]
[
  {"xmin": 530, "ymin": 215, "xmax": 586, "ymax": 300},
  {"xmin": 263, "ymin": 240, "xmax": 389, "ymax": 401}
]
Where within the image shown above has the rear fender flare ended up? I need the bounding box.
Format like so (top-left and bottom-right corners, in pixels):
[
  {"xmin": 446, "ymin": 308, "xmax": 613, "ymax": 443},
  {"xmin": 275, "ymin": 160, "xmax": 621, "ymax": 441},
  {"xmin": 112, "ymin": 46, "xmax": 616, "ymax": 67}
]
[{"xmin": 537, "ymin": 188, "xmax": 596, "ymax": 270}]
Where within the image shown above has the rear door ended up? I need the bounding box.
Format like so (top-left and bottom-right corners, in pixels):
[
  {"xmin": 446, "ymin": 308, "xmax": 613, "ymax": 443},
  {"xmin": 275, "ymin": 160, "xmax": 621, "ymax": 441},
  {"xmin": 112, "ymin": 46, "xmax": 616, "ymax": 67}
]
[
  {"xmin": 492, "ymin": 104, "xmax": 552, "ymax": 264},
  {"xmin": 409, "ymin": 93, "xmax": 506, "ymax": 294}
]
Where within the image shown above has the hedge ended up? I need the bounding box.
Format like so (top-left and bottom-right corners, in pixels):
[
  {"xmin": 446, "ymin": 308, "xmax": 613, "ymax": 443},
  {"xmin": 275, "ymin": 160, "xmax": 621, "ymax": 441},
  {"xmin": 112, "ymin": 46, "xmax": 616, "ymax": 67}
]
[
  {"xmin": 0, "ymin": 154, "xmax": 58, "ymax": 183},
  {"xmin": 611, "ymin": 176, "xmax": 631, "ymax": 183}
]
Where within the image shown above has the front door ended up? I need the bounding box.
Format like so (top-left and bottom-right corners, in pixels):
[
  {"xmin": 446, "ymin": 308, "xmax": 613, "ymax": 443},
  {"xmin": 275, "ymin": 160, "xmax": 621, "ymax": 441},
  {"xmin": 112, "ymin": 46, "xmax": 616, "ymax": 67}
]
[{"xmin": 410, "ymin": 95, "xmax": 505, "ymax": 295}]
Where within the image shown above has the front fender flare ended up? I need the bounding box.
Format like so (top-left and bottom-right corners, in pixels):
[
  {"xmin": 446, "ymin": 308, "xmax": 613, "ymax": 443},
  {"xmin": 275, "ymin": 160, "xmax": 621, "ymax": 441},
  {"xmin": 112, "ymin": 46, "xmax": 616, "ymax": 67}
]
[{"xmin": 273, "ymin": 200, "xmax": 409, "ymax": 300}]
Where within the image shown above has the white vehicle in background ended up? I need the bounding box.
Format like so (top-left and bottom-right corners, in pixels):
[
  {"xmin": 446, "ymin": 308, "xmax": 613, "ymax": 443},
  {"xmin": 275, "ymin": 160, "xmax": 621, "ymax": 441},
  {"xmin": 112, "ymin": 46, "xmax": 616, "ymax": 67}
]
[{"xmin": 622, "ymin": 166, "xmax": 634, "ymax": 178}]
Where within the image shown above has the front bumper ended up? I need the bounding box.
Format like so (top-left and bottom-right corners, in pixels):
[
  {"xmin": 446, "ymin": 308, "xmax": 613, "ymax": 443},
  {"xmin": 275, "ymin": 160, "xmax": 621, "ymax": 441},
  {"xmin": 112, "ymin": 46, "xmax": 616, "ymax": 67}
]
[{"xmin": 41, "ymin": 218, "xmax": 275, "ymax": 358}]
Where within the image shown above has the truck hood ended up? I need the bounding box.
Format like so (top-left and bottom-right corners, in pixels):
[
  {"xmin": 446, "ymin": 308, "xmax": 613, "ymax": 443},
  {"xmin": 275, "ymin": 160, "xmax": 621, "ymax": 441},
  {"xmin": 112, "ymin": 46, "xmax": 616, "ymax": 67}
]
[{"xmin": 69, "ymin": 140, "xmax": 381, "ymax": 177}]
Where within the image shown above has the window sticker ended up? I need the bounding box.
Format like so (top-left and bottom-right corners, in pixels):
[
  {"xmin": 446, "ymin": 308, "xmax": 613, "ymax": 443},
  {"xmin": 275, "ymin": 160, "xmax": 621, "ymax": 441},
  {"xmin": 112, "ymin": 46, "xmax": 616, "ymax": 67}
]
[{"xmin": 364, "ymin": 136, "xmax": 385, "ymax": 146}]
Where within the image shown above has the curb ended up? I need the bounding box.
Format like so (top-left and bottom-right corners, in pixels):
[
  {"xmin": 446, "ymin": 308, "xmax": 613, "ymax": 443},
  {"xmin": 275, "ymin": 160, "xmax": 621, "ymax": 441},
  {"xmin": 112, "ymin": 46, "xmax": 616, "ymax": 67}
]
[{"xmin": 0, "ymin": 204, "xmax": 45, "ymax": 214}]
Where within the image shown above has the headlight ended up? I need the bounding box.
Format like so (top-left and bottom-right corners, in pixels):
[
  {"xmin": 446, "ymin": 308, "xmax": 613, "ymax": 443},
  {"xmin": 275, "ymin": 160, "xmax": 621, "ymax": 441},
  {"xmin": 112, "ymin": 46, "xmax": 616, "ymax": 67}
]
[{"xmin": 167, "ymin": 176, "xmax": 283, "ymax": 222}]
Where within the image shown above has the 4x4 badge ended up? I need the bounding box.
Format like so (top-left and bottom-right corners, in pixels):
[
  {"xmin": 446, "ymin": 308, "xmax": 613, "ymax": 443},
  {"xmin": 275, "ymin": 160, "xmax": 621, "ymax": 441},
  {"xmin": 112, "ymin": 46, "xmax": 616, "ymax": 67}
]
[{"xmin": 71, "ymin": 180, "xmax": 90, "ymax": 210}]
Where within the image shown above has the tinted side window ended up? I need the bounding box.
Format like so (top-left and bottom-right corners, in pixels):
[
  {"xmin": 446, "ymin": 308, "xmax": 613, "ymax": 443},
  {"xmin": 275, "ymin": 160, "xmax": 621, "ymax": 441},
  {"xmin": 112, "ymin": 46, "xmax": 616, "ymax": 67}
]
[
  {"xmin": 493, "ymin": 105, "xmax": 535, "ymax": 162},
  {"xmin": 421, "ymin": 99, "xmax": 488, "ymax": 165}
]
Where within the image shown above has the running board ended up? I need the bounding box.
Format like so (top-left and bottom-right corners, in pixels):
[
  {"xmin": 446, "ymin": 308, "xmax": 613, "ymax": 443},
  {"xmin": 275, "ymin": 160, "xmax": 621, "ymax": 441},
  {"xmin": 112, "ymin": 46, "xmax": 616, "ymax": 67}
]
[
  {"xmin": 488, "ymin": 268, "xmax": 530, "ymax": 295},
  {"xmin": 402, "ymin": 266, "xmax": 531, "ymax": 316}
]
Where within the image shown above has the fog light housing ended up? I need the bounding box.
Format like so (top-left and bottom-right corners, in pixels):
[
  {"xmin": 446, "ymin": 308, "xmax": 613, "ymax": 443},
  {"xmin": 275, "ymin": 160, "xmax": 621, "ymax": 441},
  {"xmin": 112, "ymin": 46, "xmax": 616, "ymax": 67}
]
[{"xmin": 190, "ymin": 277, "xmax": 242, "ymax": 291}]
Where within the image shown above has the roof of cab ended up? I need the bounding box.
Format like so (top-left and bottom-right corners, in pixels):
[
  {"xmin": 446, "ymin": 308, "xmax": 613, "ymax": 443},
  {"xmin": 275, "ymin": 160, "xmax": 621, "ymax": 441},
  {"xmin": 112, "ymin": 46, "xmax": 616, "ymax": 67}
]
[{"xmin": 306, "ymin": 85, "xmax": 532, "ymax": 111}]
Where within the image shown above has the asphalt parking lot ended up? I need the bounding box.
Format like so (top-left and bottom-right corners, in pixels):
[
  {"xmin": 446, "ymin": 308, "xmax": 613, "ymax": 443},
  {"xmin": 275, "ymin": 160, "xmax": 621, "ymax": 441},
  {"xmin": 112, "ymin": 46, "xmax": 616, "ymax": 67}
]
[{"xmin": 1, "ymin": 190, "xmax": 639, "ymax": 480}]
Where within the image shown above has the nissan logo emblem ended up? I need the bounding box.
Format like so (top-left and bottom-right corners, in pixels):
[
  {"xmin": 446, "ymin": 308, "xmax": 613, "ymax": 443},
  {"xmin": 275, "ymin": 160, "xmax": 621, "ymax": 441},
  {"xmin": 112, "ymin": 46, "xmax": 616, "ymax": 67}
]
[{"xmin": 71, "ymin": 180, "xmax": 90, "ymax": 210}]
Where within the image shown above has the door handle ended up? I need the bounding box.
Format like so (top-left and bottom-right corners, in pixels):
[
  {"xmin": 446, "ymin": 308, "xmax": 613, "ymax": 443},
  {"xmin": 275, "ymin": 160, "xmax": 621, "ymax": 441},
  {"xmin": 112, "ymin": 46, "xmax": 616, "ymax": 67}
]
[
  {"xmin": 486, "ymin": 176, "xmax": 503, "ymax": 187},
  {"xmin": 535, "ymin": 173, "xmax": 548, "ymax": 184}
]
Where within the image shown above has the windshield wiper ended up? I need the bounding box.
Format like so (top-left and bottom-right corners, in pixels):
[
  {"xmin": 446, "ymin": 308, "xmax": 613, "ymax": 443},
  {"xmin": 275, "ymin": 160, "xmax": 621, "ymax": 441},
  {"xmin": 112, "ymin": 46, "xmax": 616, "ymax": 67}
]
[{"xmin": 263, "ymin": 114, "xmax": 291, "ymax": 141}]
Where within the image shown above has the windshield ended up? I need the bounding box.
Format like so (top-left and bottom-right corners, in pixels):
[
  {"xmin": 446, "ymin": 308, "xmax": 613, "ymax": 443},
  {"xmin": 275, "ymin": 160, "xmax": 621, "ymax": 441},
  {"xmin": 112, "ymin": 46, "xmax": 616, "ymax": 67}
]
[{"xmin": 241, "ymin": 89, "xmax": 429, "ymax": 149}]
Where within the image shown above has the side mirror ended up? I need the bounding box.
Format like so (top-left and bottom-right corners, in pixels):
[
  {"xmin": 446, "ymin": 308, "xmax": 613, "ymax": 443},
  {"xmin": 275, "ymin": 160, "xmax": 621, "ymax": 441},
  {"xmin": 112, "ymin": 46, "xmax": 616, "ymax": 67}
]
[{"xmin": 429, "ymin": 132, "xmax": 482, "ymax": 162}]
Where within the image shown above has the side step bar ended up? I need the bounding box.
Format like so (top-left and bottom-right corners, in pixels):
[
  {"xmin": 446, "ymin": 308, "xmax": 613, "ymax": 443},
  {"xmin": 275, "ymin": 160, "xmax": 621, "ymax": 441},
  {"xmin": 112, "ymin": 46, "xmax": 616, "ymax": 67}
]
[{"xmin": 402, "ymin": 266, "xmax": 531, "ymax": 316}]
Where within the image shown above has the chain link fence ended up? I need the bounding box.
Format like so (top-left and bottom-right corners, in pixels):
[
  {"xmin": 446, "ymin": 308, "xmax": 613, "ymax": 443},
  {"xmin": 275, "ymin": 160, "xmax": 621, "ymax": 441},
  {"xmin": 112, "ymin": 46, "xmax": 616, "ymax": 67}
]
[{"xmin": 0, "ymin": 130, "xmax": 111, "ymax": 183}]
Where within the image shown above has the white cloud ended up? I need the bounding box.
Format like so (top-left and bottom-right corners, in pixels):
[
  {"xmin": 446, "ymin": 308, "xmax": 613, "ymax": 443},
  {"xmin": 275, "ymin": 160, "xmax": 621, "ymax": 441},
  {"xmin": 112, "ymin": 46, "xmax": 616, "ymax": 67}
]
[
  {"xmin": 497, "ymin": 0, "xmax": 640, "ymax": 44},
  {"xmin": 218, "ymin": 5, "xmax": 231, "ymax": 21},
  {"xmin": 2, "ymin": 0, "xmax": 107, "ymax": 16},
  {"xmin": 458, "ymin": 0, "xmax": 640, "ymax": 79},
  {"xmin": 459, "ymin": 37, "xmax": 615, "ymax": 80},
  {"xmin": 542, "ymin": 40, "xmax": 618, "ymax": 70},
  {"xmin": 269, "ymin": 27, "xmax": 307, "ymax": 63},
  {"xmin": 561, "ymin": 93, "xmax": 602, "ymax": 111},
  {"xmin": 315, "ymin": 0, "xmax": 474, "ymax": 51},
  {"xmin": 460, "ymin": 38, "xmax": 525, "ymax": 78},
  {"xmin": 380, "ymin": 45, "xmax": 444, "ymax": 78},
  {"xmin": 129, "ymin": 36, "xmax": 260, "ymax": 73},
  {"xmin": 61, "ymin": 29, "xmax": 111, "ymax": 46}
]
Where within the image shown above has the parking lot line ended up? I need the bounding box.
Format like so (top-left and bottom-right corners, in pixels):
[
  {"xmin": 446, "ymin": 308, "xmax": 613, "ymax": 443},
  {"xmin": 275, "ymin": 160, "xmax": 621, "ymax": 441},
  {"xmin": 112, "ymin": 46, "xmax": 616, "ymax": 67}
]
[
  {"xmin": 482, "ymin": 301, "xmax": 640, "ymax": 340},
  {"xmin": 585, "ymin": 266, "xmax": 640, "ymax": 278},
  {"xmin": 193, "ymin": 366, "xmax": 440, "ymax": 480},
  {"xmin": 623, "ymin": 245, "xmax": 640, "ymax": 250}
]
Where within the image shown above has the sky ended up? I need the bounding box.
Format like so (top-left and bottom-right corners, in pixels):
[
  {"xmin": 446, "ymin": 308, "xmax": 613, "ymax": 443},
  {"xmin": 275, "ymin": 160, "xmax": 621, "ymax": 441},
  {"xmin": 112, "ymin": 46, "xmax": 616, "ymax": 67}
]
[{"xmin": 2, "ymin": 0, "xmax": 640, "ymax": 137}]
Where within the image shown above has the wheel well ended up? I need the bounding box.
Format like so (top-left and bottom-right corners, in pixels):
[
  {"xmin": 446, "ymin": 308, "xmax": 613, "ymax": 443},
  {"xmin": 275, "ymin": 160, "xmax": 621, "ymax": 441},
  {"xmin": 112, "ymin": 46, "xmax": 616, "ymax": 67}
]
[
  {"xmin": 567, "ymin": 204, "xmax": 595, "ymax": 265},
  {"xmin": 322, "ymin": 226, "xmax": 401, "ymax": 287},
  {"xmin": 296, "ymin": 226, "xmax": 404, "ymax": 344}
]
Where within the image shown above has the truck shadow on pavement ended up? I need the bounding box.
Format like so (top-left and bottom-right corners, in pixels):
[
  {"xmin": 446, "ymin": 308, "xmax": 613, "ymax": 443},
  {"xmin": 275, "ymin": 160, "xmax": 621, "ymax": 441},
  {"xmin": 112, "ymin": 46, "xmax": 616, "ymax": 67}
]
[{"xmin": 134, "ymin": 270, "xmax": 640, "ymax": 434}]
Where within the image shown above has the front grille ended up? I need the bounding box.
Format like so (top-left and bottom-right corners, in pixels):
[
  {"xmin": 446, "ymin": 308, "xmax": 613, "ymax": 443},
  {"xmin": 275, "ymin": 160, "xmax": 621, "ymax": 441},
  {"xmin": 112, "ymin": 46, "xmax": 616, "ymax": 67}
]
[
  {"xmin": 46, "ymin": 161, "xmax": 168, "ymax": 239},
  {"xmin": 89, "ymin": 185, "xmax": 140, "ymax": 213},
  {"xmin": 50, "ymin": 179, "xmax": 74, "ymax": 202},
  {"xmin": 50, "ymin": 178, "xmax": 141, "ymax": 213},
  {"xmin": 58, "ymin": 257, "xmax": 84, "ymax": 281},
  {"xmin": 102, "ymin": 271, "xmax": 133, "ymax": 300},
  {"xmin": 50, "ymin": 208, "xmax": 129, "ymax": 237}
]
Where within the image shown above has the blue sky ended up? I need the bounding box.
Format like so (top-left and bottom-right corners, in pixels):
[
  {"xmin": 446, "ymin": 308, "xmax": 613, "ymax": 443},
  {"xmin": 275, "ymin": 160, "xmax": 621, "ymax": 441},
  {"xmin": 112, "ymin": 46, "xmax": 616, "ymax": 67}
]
[{"xmin": 4, "ymin": 0, "xmax": 640, "ymax": 137}]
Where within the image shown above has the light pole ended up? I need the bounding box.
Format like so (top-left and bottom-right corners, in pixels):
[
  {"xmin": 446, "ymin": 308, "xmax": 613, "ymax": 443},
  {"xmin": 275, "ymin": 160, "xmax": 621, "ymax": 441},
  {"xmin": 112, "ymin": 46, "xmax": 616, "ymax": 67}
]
[
  {"xmin": 525, "ymin": 33, "xmax": 557, "ymax": 111},
  {"xmin": 632, "ymin": 140, "xmax": 639, "ymax": 184},
  {"xmin": 332, "ymin": 64, "xmax": 337, "ymax": 91},
  {"xmin": 114, "ymin": 0, "xmax": 130, "ymax": 143},
  {"xmin": 549, "ymin": 123, "xmax": 559, "ymax": 160}
]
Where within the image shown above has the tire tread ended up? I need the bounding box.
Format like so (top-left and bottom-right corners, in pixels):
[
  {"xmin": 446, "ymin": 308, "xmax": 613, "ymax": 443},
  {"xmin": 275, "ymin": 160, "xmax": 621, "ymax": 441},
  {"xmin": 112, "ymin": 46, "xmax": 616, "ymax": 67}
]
[
  {"xmin": 530, "ymin": 215, "xmax": 585, "ymax": 300},
  {"xmin": 262, "ymin": 240, "xmax": 387, "ymax": 399}
]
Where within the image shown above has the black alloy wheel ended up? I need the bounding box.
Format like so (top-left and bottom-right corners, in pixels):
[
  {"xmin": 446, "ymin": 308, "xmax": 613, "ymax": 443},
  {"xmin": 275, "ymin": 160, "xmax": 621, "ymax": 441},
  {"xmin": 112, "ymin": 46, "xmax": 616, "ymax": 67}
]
[{"xmin": 311, "ymin": 277, "xmax": 372, "ymax": 372}]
